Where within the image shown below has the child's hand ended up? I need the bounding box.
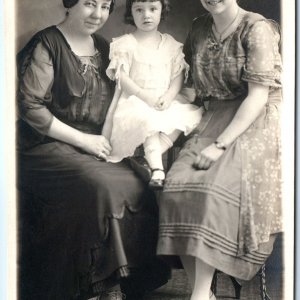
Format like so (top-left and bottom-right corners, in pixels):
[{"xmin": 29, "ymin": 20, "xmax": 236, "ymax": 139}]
[
  {"xmin": 154, "ymin": 96, "xmax": 172, "ymax": 111},
  {"xmin": 135, "ymin": 89, "xmax": 159, "ymax": 108}
]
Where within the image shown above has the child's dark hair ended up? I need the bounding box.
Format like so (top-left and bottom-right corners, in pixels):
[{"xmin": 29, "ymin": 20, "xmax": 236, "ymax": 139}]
[
  {"xmin": 124, "ymin": 0, "xmax": 171, "ymax": 26},
  {"xmin": 62, "ymin": 0, "xmax": 115, "ymax": 14}
]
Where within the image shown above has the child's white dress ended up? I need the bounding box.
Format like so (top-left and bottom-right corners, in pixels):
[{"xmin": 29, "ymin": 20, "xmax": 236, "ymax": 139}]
[{"xmin": 105, "ymin": 33, "xmax": 202, "ymax": 163}]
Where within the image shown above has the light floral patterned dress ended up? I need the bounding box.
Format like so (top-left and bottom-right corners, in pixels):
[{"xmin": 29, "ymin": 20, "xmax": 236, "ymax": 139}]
[
  {"xmin": 157, "ymin": 12, "xmax": 282, "ymax": 280},
  {"xmin": 104, "ymin": 33, "xmax": 202, "ymax": 162}
]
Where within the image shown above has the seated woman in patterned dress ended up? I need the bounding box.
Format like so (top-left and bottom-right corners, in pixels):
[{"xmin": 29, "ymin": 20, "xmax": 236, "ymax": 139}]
[{"xmin": 157, "ymin": 0, "xmax": 282, "ymax": 299}]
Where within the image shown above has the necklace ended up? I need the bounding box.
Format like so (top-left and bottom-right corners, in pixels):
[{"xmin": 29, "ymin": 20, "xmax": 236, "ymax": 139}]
[{"xmin": 212, "ymin": 8, "xmax": 240, "ymax": 44}]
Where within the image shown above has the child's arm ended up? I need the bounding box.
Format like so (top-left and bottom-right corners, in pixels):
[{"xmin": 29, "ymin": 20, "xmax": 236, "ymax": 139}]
[
  {"xmin": 102, "ymin": 87, "xmax": 122, "ymax": 139},
  {"xmin": 119, "ymin": 68, "xmax": 159, "ymax": 107},
  {"xmin": 155, "ymin": 72, "xmax": 184, "ymax": 110}
]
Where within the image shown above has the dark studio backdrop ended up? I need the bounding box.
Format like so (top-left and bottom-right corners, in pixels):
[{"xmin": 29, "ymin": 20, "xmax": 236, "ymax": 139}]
[{"xmin": 16, "ymin": 0, "xmax": 281, "ymax": 51}]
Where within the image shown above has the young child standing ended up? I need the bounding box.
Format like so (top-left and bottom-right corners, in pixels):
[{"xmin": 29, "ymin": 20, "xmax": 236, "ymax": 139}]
[{"xmin": 102, "ymin": 0, "xmax": 203, "ymax": 189}]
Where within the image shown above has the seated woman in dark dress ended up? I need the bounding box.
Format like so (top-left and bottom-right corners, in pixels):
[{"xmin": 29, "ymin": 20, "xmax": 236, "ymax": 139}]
[{"xmin": 17, "ymin": 0, "xmax": 169, "ymax": 299}]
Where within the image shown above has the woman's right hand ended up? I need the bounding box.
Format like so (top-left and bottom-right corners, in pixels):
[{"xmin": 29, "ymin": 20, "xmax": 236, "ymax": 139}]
[
  {"xmin": 78, "ymin": 133, "xmax": 112, "ymax": 160},
  {"xmin": 47, "ymin": 117, "xmax": 111, "ymax": 160}
]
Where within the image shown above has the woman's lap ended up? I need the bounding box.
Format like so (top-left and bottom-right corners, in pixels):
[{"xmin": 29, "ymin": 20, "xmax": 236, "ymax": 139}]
[
  {"xmin": 18, "ymin": 141, "xmax": 165, "ymax": 299},
  {"xmin": 158, "ymin": 145, "xmax": 276, "ymax": 280},
  {"xmin": 18, "ymin": 142, "xmax": 150, "ymax": 239},
  {"xmin": 19, "ymin": 142, "xmax": 144, "ymax": 193},
  {"xmin": 157, "ymin": 99, "xmax": 281, "ymax": 279},
  {"xmin": 18, "ymin": 141, "xmax": 157, "ymax": 245}
]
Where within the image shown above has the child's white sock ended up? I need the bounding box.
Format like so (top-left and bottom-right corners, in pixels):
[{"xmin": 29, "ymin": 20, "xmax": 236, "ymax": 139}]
[
  {"xmin": 159, "ymin": 130, "xmax": 181, "ymax": 153},
  {"xmin": 144, "ymin": 134, "xmax": 165, "ymax": 180}
]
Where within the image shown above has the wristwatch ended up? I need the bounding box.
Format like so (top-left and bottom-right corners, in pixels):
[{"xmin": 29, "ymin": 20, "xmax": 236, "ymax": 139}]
[{"xmin": 214, "ymin": 141, "xmax": 227, "ymax": 151}]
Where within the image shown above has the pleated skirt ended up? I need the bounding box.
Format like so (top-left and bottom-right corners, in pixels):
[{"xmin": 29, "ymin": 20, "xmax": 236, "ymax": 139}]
[{"xmin": 157, "ymin": 96, "xmax": 282, "ymax": 280}]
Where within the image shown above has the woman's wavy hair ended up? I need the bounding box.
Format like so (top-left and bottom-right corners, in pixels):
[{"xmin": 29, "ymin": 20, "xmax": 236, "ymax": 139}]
[
  {"xmin": 63, "ymin": 0, "xmax": 115, "ymax": 14},
  {"xmin": 124, "ymin": 0, "xmax": 171, "ymax": 26}
]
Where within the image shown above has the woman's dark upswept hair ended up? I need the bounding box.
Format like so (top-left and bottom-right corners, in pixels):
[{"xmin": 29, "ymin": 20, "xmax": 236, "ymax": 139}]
[
  {"xmin": 63, "ymin": 0, "xmax": 115, "ymax": 14},
  {"xmin": 124, "ymin": 0, "xmax": 171, "ymax": 26}
]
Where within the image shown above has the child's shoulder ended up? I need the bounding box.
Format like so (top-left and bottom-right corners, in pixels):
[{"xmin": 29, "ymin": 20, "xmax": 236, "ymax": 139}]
[
  {"xmin": 111, "ymin": 34, "xmax": 136, "ymax": 51},
  {"xmin": 112, "ymin": 34, "xmax": 134, "ymax": 43},
  {"xmin": 160, "ymin": 33, "xmax": 183, "ymax": 49},
  {"xmin": 160, "ymin": 33, "xmax": 181, "ymax": 44}
]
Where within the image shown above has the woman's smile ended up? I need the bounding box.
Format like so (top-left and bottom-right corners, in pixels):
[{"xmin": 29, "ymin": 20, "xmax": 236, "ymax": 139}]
[
  {"xmin": 85, "ymin": 20, "xmax": 101, "ymax": 27},
  {"xmin": 207, "ymin": 0, "xmax": 222, "ymax": 6},
  {"xmin": 86, "ymin": 20, "xmax": 100, "ymax": 24}
]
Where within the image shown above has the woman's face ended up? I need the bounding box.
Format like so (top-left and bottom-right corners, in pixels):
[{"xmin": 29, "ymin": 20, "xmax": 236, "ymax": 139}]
[
  {"xmin": 131, "ymin": 1, "xmax": 162, "ymax": 33},
  {"xmin": 200, "ymin": 0, "xmax": 237, "ymax": 15},
  {"xmin": 68, "ymin": 0, "xmax": 112, "ymax": 35}
]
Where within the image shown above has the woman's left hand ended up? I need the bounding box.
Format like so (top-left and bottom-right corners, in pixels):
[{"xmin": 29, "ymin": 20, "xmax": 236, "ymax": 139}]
[{"xmin": 193, "ymin": 143, "xmax": 225, "ymax": 170}]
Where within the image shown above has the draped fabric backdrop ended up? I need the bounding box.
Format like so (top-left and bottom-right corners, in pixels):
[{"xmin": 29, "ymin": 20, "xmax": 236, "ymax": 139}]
[{"xmin": 16, "ymin": 0, "xmax": 281, "ymax": 51}]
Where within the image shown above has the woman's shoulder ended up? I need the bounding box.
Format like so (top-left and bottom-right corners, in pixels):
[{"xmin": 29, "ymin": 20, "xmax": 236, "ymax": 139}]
[
  {"xmin": 20, "ymin": 26, "xmax": 59, "ymax": 48},
  {"xmin": 240, "ymin": 11, "xmax": 280, "ymax": 37},
  {"xmin": 240, "ymin": 11, "xmax": 267, "ymax": 31},
  {"xmin": 190, "ymin": 14, "xmax": 213, "ymax": 30},
  {"xmin": 242, "ymin": 11, "xmax": 266, "ymax": 23},
  {"xmin": 186, "ymin": 13, "xmax": 213, "ymax": 39},
  {"xmin": 17, "ymin": 26, "xmax": 61, "ymax": 63},
  {"xmin": 31, "ymin": 25, "xmax": 58, "ymax": 36},
  {"xmin": 182, "ymin": 14, "xmax": 212, "ymax": 47},
  {"xmin": 241, "ymin": 11, "xmax": 280, "ymax": 29},
  {"xmin": 17, "ymin": 26, "xmax": 60, "ymax": 77},
  {"xmin": 92, "ymin": 33, "xmax": 110, "ymax": 56}
]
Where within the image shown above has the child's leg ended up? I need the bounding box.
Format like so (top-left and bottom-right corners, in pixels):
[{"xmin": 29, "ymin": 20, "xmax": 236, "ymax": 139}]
[
  {"xmin": 144, "ymin": 133, "xmax": 165, "ymax": 181},
  {"xmin": 159, "ymin": 130, "xmax": 181, "ymax": 154}
]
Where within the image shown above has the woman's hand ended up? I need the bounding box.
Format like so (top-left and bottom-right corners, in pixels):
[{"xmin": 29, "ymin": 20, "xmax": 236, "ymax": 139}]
[
  {"xmin": 193, "ymin": 143, "xmax": 225, "ymax": 170},
  {"xmin": 79, "ymin": 133, "xmax": 112, "ymax": 160},
  {"xmin": 47, "ymin": 117, "xmax": 111, "ymax": 160}
]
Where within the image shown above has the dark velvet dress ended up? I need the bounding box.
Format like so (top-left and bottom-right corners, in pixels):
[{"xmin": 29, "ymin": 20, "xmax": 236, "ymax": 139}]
[{"xmin": 17, "ymin": 26, "xmax": 169, "ymax": 300}]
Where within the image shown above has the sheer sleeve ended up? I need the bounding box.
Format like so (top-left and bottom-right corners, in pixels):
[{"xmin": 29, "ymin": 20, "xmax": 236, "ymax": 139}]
[
  {"xmin": 242, "ymin": 20, "xmax": 282, "ymax": 88},
  {"xmin": 18, "ymin": 42, "xmax": 54, "ymax": 135},
  {"xmin": 106, "ymin": 36, "xmax": 133, "ymax": 88}
]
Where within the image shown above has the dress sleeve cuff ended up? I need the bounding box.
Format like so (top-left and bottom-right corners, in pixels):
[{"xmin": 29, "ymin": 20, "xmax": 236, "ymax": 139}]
[{"xmin": 242, "ymin": 67, "xmax": 281, "ymax": 88}]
